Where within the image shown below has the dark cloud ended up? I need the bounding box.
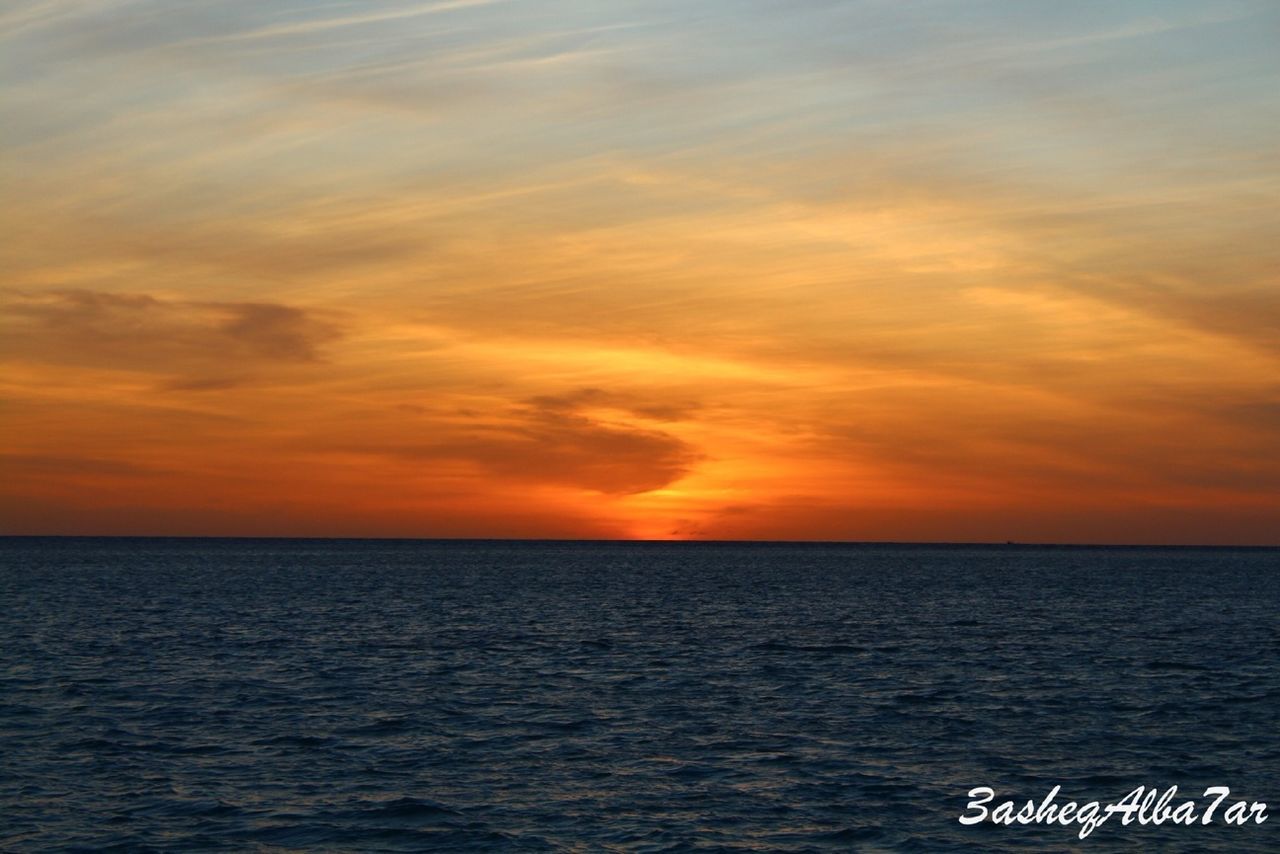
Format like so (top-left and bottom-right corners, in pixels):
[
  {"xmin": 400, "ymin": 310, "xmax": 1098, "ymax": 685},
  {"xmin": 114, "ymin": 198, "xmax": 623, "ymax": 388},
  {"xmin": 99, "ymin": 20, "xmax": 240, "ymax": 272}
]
[
  {"xmin": 160, "ymin": 375, "xmax": 250, "ymax": 392},
  {"xmin": 0, "ymin": 491, "xmax": 632, "ymax": 540},
  {"xmin": 218, "ymin": 302, "xmax": 332, "ymax": 360},
  {"xmin": 667, "ymin": 503, "xmax": 752, "ymax": 538},
  {"xmin": 526, "ymin": 387, "xmax": 701, "ymax": 421},
  {"xmin": 390, "ymin": 392, "xmax": 702, "ymax": 494},
  {"xmin": 1, "ymin": 289, "xmax": 342, "ymax": 386},
  {"xmin": 1143, "ymin": 287, "xmax": 1280, "ymax": 358},
  {"xmin": 817, "ymin": 392, "xmax": 1280, "ymax": 498},
  {"xmin": 693, "ymin": 498, "xmax": 1280, "ymax": 547},
  {"xmin": 0, "ymin": 453, "xmax": 156, "ymax": 477},
  {"xmin": 1221, "ymin": 398, "xmax": 1280, "ymax": 434}
]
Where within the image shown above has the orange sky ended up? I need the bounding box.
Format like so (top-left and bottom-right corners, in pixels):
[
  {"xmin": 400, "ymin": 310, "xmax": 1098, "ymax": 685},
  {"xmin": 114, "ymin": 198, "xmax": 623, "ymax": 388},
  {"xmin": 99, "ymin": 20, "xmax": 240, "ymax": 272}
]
[{"xmin": 3, "ymin": 1, "xmax": 1279, "ymax": 543}]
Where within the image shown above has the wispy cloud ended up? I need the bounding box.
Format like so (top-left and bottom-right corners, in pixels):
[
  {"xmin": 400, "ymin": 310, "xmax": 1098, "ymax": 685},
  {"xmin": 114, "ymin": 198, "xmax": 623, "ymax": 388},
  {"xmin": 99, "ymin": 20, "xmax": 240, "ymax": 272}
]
[{"xmin": 197, "ymin": 0, "xmax": 502, "ymax": 44}]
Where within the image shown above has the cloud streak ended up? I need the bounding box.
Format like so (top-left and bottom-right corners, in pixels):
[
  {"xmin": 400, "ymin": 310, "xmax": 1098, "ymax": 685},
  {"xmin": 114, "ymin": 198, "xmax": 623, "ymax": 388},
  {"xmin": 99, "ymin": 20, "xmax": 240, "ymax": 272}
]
[{"xmin": 2, "ymin": 290, "xmax": 342, "ymax": 387}]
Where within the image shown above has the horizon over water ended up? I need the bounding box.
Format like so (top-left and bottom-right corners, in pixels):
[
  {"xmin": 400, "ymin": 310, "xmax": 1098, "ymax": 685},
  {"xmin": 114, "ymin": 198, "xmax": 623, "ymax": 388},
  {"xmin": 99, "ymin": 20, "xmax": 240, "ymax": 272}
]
[
  {"xmin": 7, "ymin": 534, "xmax": 1280, "ymax": 548},
  {"xmin": 3, "ymin": 537, "xmax": 1277, "ymax": 851}
]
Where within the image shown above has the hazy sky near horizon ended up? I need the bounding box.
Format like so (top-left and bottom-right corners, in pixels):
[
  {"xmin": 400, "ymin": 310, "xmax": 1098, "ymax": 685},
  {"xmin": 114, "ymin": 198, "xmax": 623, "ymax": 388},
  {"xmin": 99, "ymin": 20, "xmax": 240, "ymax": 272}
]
[{"xmin": 3, "ymin": 0, "xmax": 1279, "ymax": 543}]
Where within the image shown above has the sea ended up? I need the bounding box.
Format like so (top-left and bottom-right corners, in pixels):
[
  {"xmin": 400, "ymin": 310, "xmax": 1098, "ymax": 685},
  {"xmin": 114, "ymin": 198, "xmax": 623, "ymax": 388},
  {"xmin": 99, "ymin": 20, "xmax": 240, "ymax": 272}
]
[{"xmin": 1, "ymin": 537, "xmax": 1277, "ymax": 852}]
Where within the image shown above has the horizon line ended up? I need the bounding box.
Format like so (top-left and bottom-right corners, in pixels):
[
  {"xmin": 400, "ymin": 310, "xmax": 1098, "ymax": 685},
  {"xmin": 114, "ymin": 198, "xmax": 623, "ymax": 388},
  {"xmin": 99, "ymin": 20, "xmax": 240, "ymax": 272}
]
[{"xmin": 1, "ymin": 534, "xmax": 1277, "ymax": 549}]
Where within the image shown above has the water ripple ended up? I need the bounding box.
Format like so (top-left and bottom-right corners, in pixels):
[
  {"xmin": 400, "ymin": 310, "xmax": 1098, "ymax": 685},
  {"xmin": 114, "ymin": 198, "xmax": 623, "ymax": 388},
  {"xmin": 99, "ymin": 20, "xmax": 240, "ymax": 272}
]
[{"xmin": 2, "ymin": 538, "xmax": 1277, "ymax": 851}]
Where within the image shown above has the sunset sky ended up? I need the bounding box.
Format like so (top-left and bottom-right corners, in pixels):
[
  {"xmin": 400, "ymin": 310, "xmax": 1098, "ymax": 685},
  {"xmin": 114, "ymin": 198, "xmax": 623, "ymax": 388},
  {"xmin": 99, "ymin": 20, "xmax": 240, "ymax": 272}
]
[{"xmin": 3, "ymin": 0, "xmax": 1279, "ymax": 543}]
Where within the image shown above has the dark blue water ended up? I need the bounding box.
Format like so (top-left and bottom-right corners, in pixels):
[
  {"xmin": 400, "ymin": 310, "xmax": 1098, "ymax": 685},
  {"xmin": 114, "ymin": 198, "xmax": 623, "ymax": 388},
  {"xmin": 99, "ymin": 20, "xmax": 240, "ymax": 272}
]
[{"xmin": 2, "ymin": 538, "xmax": 1277, "ymax": 851}]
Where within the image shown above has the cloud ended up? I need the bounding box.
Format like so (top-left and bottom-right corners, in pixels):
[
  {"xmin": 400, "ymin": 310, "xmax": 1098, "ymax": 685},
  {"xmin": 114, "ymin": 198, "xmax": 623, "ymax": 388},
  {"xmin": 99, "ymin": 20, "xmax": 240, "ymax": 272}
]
[
  {"xmin": 389, "ymin": 390, "xmax": 702, "ymax": 494},
  {"xmin": 0, "ymin": 453, "xmax": 156, "ymax": 477},
  {"xmin": 1, "ymin": 289, "xmax": 342, "ymax": 387},
  {"xmin": 193, "ymin": 0, "xmax": 501, "ymax": 45},
  {"xmin": 525, "ymin": 387, "xmax": 701, "ymax": 421},
  {"xmin": 218, "ymin": 301, "xmax": 333, "ymax": 360}
]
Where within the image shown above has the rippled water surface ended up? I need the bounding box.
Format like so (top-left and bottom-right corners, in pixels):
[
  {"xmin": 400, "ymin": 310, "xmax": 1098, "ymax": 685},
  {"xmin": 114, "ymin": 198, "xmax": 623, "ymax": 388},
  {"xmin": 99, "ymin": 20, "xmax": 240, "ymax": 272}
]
[{"xmin": 2, "ymin": 538, "xmax": 1278, "ymax": 851}]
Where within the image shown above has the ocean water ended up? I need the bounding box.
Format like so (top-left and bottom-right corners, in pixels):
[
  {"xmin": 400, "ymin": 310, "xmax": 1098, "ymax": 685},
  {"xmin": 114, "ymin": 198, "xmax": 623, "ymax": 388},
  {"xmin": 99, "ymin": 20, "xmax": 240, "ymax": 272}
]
[{"xmin": 1, "ymin": 538, "xmax": 1277, "ymax": 852}]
